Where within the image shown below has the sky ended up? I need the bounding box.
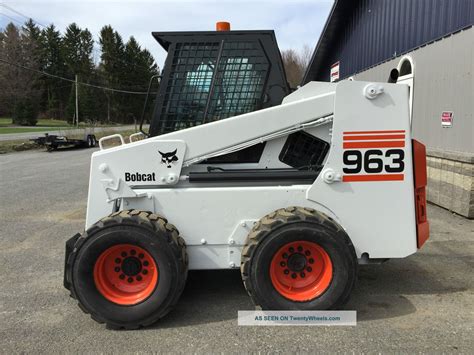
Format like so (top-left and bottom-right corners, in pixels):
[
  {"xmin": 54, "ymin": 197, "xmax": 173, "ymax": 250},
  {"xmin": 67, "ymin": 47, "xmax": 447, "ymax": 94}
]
[{"xmin": 0, "ymin": 0, "xmax": 333, "ymax": 69}]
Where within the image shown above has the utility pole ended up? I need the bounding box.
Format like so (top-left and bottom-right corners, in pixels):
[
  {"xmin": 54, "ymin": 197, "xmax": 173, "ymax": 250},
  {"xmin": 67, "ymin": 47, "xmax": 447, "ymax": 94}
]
[{"xmin": 75, "ymin": 74, "xmax": 79, "ymax": 127}]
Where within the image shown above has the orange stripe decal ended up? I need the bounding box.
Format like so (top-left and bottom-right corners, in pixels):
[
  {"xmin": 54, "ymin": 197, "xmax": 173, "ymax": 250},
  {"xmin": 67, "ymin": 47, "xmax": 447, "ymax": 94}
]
[
  {"xmin": 343, "ymin": 134, "xmax": 405, "ymax": 141},
  {"xmin": 343, "ymin": 130, "xmax": 406, "ymax": 135},
  {"xmin": 343, "ymin": 141, "xmax": 405, "ymax": 149},
  {"xmin": 343, "ymin": 174, "xmax": 404, "ymax": 182}
]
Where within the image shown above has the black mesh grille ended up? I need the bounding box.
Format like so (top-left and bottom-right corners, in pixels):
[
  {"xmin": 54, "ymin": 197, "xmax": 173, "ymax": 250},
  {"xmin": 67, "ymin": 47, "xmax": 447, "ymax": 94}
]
[
  {"xmin": 279, "ymin": 131, "xmax": 330, "ymax": 170},
  {"xmin": 158, "ymin": 40, "xmax": 269, "ymax": 133}
]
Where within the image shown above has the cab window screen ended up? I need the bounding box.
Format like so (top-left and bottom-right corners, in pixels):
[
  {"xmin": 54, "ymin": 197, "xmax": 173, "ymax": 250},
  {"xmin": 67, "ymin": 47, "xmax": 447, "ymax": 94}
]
[{"xmin": 158, "ymin": 41, "xmax": 269, "ymax": 133}]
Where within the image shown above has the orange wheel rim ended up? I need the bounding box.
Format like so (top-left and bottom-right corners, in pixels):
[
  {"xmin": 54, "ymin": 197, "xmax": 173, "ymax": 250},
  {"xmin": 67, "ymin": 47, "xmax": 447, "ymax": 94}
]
[
  {"xmin": 93, "ymin": 244, "xmax": 158, "ymax": 305},
  {"xmin": 270, "ymin": 241, "xmax": 332, "ymax": 301}
]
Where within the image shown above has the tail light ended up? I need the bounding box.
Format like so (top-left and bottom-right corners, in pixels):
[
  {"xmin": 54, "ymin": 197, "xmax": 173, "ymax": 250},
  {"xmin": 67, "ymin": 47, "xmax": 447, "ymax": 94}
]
[{"xmin": 412, "ymin": 139, "xmax": 429, "ymax": 248}]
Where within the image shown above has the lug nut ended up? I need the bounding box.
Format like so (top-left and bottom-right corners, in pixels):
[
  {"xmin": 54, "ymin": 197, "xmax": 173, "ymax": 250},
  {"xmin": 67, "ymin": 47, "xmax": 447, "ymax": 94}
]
[
  {"xmin": 138, "ymin": 253, "xmax": 144, "ymax": 259},
  {"xmin": 127, "ymin": 277, "xmax": 133, "ymax": 283},
  {"xmin": 136, "ymin": 275, "xmax": 142, "ymax": 281},
  {"xmin": 284, "ymin": 269, "xmax": 290, "ymax": 275},
  {"xmin": 282, "ymin": 253, "xmax": 288, "ymax": 259},
  {"xmin": 119, "ymin": 274, "xmax": 125, "ymax": 280},
  {"xmin": 300, "ymin": 272, "xmax": 305, "ymax": 278},
  {"xmin": 114, "ymin": 267, "xmax": 120, "ymax": 272},
  {"xmin": 289, "ymin": 247, "xmax": 295, "ymax": 253},
  {"xmin": 115, "ymin": 258, "xmax": 121, "ymax": 264},
  {"xmin": 143, "ymin": 261, "xmax": 149, "ymax": 267},
  {"xmin": 307, "ymin": 266, "xmax": 312, "ymax": 272},
  {"xmin": 297, "ymin": 245, "xmax": 303, "ymax": 252},
  {"xmin": 280, "ymin": 261, "xmax": 286, "ymax": 267},
  {"xmin": 305, "ymin": 250, "xmax": 311, "ymax": 256},
  {"xmin": 309, "ymin": 258, "xmax": 314, "ymax": 264},
  {"xmin": 291, "ymin": 273, "xmax": 297, "ymax": 279},
  {"xmin": 130, "ymin": 249, "xmax": 136, "ymax": 256},
  {"xmin": 142, "ymin": 269, "xmax": 148, "ymax": 275},
  {"xmin": 121, "ymin": 252, "xmax": 127, "ymax": 258}
]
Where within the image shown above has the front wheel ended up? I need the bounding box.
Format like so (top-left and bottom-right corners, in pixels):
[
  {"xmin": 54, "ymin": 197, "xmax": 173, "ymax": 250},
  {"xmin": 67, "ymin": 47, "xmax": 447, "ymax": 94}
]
[
  {"xmin": 66, "ymin": 210, "xmax": 188, "ymax": 329},
  {"xmin": 241, "ymin": 207, "xmax": 357, "ymax": 310}
]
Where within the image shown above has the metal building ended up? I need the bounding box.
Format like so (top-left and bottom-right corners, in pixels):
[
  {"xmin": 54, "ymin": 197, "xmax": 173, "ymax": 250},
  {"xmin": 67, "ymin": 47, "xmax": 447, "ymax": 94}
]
[{"xmin": 303, "ymin": 0, "xmax": 474, "ymax": 218}]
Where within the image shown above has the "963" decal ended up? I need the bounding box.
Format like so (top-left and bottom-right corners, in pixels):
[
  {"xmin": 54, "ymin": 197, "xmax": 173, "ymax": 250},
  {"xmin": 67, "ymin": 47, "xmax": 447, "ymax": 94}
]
[{"xmin": 342, "ymin": 130, "xmax": 406, "ymax": 182}]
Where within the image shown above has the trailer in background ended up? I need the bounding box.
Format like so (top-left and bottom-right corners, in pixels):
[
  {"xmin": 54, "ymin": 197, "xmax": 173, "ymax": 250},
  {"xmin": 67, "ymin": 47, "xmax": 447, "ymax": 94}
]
[{"xmin": 30, "ymin": 133, "xmax": 97, "ymax": 152}]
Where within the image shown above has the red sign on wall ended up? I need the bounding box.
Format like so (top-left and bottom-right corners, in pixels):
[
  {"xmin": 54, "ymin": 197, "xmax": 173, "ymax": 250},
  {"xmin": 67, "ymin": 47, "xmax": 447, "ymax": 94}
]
[
  {"xmin": 441, "ymin": 111, "xmax": 453, "ymax": 128},
  {"xmin": 330, "ymin": 61, "xmax": 340, "ymax": 82}
]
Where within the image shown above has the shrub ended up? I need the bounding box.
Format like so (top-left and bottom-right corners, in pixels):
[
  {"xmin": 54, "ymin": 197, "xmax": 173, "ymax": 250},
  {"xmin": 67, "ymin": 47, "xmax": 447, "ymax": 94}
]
[{"xmin": 12, "ymin": 97, "xmax": 39, "ymax": 126}]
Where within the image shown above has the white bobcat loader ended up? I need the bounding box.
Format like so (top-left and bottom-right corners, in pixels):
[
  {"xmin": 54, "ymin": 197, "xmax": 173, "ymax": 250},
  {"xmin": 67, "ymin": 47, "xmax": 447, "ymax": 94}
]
[{"xmin": 64, "ymin": 26, "xmax": 429, "ymax": 329}]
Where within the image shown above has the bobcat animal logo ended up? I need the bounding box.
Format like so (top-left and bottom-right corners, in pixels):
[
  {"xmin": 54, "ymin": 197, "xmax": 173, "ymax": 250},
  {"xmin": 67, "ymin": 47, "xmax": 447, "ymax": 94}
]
[{"xmin": 159, "ymin": 149, "xmax": 178, "ymax": 168}]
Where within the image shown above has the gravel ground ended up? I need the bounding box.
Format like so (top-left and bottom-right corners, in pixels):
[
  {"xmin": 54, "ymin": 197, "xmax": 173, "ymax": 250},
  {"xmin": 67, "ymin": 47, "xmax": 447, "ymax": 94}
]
[{"xmin": 1, "ymin": 148, "xmax": 473, "ymax": 353}]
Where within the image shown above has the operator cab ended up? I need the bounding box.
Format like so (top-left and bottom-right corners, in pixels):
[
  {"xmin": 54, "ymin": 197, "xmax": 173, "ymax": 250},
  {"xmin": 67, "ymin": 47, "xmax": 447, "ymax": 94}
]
[
  {"xmin": 148, "ymin": 23, "xmax": 290, "ymax": 137},
  {"xmin": 146, "ymin": 23, "xmax": 327, "ymax": 174}
]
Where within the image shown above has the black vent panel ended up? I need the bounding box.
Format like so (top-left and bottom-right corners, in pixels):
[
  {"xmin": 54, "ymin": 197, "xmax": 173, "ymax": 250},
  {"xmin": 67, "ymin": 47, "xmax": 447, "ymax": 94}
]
[{"xmin": 279, "ymin": 131, "xmax": 329, "ymax": 169}]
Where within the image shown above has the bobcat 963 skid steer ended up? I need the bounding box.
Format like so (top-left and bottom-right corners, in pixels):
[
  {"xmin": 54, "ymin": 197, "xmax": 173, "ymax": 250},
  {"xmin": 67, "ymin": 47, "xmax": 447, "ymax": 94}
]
[{"xmin": 64, "ymin": 23, "xmax": 429, "ymax": 329}]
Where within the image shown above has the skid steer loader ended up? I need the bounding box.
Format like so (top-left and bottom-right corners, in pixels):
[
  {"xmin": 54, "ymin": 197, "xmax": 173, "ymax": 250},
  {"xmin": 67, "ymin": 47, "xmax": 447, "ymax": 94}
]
[{"xmin": 64, "ymin": 23, "xmax": 429, "ymax": 329}]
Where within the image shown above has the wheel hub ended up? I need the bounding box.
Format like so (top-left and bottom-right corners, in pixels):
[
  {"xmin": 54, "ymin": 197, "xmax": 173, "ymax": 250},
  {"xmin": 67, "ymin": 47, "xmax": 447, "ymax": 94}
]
[
  {"xmin": 121, "ymin": 257, "xmax": 142, "ymax": 276},
  {"xmin": 287, "ymin": 253, "xmax": 307, "ymax": 272},
  {"xmin": 269, "ymin": 240, "xmax": 333, "ymax": 302},
  {"xmin": 93, "ymin": 244, "xmax": 158, "ymax": 305}
]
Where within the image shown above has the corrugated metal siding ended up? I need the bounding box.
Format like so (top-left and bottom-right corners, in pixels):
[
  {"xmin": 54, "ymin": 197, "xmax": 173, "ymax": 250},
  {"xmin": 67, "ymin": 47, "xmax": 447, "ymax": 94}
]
[
  {"xmin": 313, "ymin": 0, "xmax": 474, "ymax": 81},
  {"xmin": 353, "ymin": 27, "xmax": 473, "ymax": 153}
]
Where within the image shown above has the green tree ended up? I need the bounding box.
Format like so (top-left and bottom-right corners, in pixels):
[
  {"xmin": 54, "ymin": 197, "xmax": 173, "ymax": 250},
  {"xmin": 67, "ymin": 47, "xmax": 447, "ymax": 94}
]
[
  {"xmin": 0, "ymin": 22, "xmax": 41, "ymax": 124},
  {"xmin": 2, "ymin": 20, "xmax": 159, "ymax": 124},
  {"xmin": 23, "ymin": 19, "xmax": 42, "ymax": 65},
  {"xmin": 12, "ymin": 96, "xmax": 39, "ymax": 126},
  {"xmin": 39, "ymin": 24, "xmax": 70, "ymax": 119},
  {"xmin": 62, "ymin": 23, "xmax": 95, "ymax": 123},
  {"xmin": 63, "ymin": 23, "xmax": 94, "ymax": 76},
  {"xmin": 121, "ymin": 37, "xmax": 159, "ymax": 124},
  {"xmin": 98, "ymin": 25, "xmax": 125, "ymax": 122}
]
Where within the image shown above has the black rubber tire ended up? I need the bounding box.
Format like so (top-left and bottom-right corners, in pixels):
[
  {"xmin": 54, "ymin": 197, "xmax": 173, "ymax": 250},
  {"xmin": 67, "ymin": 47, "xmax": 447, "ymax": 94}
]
[
  {"xmin": 86, "ymin": 135, "xmax": 93, "ymax": 148},
  {"xmin": 91, "ymin": 135, "xmax": 97, "ymax": 147},
  {"xmin": 66, "ymin": 210, "xmax": 188, "ymax": 329},
  {"xmin": 241, "ymin": 207, "xmax": 357, "ymax": 310},
  {"xmin": 48, "ymin": 143, "xmax": 57, "ymax": 152}
]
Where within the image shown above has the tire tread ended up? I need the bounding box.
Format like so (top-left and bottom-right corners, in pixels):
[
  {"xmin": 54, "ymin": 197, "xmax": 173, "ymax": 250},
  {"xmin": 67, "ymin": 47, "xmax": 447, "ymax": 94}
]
[
  {"xmin": 240, "ymin": 207, "xmax": 357, "ymax": 310},
  {"xmin": 66, "ymin": 209, "xmax": 188, "ymax": 330}
]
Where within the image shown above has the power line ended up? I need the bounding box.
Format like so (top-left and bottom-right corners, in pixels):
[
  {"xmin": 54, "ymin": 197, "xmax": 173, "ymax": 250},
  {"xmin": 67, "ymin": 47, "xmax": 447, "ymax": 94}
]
[
  {"xmin": 0, "ymin": 3, "xmax": 46, "ymax": 28},
  {"xmin": 1, "ymin": 6, "xmax": 159, "ymax": 74},
  {"xmin": 0, "ymin": 13, "xmax": 25, "ymax": 27},
  {"xmin": 0, "ymin": 57, "xmax": 157, "ymax": 95}
]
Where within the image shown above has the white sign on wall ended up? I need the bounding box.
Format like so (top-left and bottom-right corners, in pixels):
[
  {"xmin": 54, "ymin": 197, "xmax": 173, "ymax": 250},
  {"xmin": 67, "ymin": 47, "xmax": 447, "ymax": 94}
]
[
  {"xmin": 330, "ymin": 61, "xmax": 340, "ymax": 82},
  {"xmin": 441, "ymin": 111, "xmax": 453, "ymax": 128}
]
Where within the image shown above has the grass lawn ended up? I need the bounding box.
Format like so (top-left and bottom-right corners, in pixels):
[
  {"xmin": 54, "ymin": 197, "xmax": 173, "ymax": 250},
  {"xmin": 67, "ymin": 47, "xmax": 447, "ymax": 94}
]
[
  {"xmin": 0, "ymin": 117, "xmax": 72, "ymax": 134},
  {"xmin": 0, "ymin": 117, "xmax": 69, "ymax": 127},
  {"xmin": 0, "ymin": 126, "xmax": 75, "ymax": 134},
  {"xmin": 0, "ymin": 117, "xmax": 118, "ymax": 134}
]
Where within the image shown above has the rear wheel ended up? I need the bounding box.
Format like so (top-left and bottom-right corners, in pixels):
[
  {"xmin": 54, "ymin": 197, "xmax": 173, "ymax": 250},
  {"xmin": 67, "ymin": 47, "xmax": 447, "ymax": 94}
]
[
  {"xmin": 241, "ymin": 207, "xmax": 357, "ymax": 310},
  {"xmin": 66, "ymin": 210, "xmax": 188, "ymax": 329}
]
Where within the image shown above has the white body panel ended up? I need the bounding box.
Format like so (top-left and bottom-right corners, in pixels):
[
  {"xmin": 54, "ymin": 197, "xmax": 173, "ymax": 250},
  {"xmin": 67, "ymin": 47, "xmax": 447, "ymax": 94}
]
[{"xmin": 85, "ymin": 81, "xmax": 417, "ymax": 270}]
